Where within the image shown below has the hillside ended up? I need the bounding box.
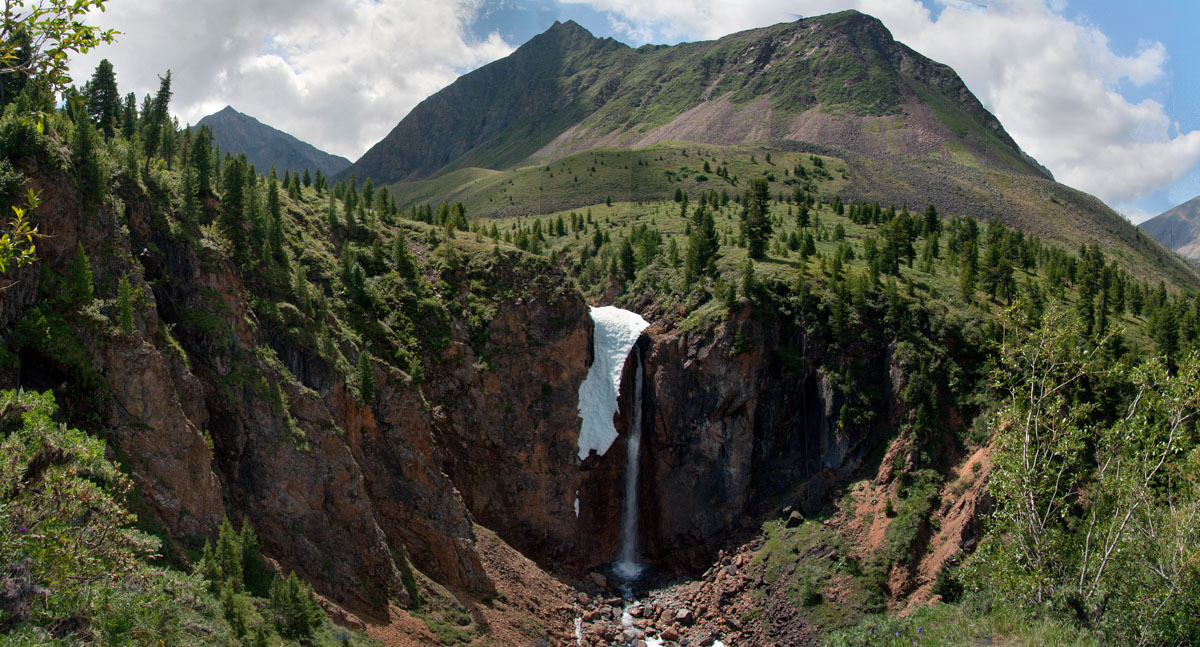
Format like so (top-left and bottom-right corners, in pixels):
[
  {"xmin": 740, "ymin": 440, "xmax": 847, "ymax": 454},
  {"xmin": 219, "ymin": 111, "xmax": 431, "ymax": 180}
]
[
  {"xmin": 357, "ymin": 11, "xmax": 1196, "ymax": 290},
  {"xmin": 1140, "ymin": 195, "xmax": 1200, "ymax": 260},
  {"xmin": 7, "ymin": 7, "xmax": 1200, "ymax": 647},
  {"xmin": 198, "ymin": 105, "xmax": 351, "ymax": 176},
  {"xmin": 346, "ymin": 12, "xmax": 1046, "ymax": 186}
]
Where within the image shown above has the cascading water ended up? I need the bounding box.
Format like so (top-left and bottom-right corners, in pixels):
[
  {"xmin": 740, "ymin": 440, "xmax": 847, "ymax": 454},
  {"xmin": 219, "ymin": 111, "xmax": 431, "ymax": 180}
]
[
  {"xmin": 575, "ymin": 306, "xmax": 650, "ymax": 582},
  {"xmin": 614, "ymin": 345, "xmax": 645, "ymax": 580}
]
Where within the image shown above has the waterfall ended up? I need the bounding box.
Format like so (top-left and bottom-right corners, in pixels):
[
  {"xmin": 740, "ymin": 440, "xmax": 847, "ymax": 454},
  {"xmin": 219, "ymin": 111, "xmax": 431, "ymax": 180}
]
[
  {"xmin": 575, "ymin": 305, "xmax": 650, "ymax": 581},
  {"xmin": 614, "ymin": 346, "xmax": 644, "ymax": 580}
]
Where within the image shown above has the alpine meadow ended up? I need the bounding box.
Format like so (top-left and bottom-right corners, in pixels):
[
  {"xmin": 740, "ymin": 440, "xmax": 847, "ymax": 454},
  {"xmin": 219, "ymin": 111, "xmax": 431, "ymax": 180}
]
[{"xmin": 1, "ymin": 2, "xmax": 1199, "ymax": 647}]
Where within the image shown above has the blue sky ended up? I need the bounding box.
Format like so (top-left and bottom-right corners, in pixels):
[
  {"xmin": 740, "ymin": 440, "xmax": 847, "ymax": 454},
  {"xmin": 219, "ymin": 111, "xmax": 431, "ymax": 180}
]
[{"xmin": 72, "ymin": 0, "xmax": 1200, "ymax": 222}]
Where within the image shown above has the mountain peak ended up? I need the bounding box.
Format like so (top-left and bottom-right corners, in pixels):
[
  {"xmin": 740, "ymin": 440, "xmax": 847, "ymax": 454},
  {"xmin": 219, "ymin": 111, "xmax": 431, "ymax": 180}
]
[
  {"xmin": 197, "ymin": 107, "xmax": 350, "ymax": 176},
  {"xmin": 546, "ymin": 19, "xmax": 590, "ymax": 36}
]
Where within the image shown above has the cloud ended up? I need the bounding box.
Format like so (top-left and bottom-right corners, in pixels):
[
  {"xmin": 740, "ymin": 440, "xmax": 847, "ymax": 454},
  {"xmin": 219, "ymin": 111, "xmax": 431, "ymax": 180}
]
[
  {"xmin": 560, "ymin": 0, "xmax": 1200, "ymax": 208},
  {"xmin": 70, "ymin": 0, "xmax": 514, "ymax": 160}
]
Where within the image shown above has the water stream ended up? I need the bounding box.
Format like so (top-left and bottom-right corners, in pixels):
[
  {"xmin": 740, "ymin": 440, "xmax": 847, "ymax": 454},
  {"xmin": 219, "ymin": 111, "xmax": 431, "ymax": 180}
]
[{"xmin": 614, "ymin": 345, "xmax": 645, "ymax": 580}]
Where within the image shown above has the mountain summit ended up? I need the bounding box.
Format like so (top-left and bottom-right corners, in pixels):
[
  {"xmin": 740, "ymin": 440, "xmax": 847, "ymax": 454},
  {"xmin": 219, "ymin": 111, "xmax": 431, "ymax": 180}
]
[
  {"xmin": 1140, "ymin": 196, "xmax": 1200, "ymax": 260},
  {"xmin": 197, "ymin": 106, "xmax": 351, "ymax": 177},
  {"xmin": 339, "ymin": 10, "xmax": 1192, "ymax": 287},
  {"xmin": 343, "ymin": 11, "xmax": 1048, "ymax": 186}
]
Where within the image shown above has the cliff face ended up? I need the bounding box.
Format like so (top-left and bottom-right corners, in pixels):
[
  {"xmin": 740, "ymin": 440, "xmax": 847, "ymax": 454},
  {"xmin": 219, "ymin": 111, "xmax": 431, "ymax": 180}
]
[{"xmin": 4, "ymin": 148, "xmax": 952, "ymax": 622}]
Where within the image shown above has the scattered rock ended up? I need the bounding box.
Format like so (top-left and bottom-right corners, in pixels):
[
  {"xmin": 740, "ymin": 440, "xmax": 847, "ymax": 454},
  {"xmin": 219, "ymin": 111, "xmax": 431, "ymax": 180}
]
[
  {"xmin": 589, "ymin": 572, "xmax": 608, "ymax": 589},
  {"xmin": 785, "ymin": 510, "xmax": 805, "ymax": 528},
  {"xmin": 675, "ymin": 608, "xmax": 694, "ymax": 625}
]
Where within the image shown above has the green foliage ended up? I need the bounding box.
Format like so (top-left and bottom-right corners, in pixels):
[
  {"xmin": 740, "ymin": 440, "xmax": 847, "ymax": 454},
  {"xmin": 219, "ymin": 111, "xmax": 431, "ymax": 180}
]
[
  {"xmin": 824, "ymin": 603, "xmax": 1099, "ymax": 647},
  {"xmin": 0, "ymin": 389, "xmax": 228, "ymax": 645},
  {"xmin": 356, "ymin": 351, "xmax": 374, "ymax": 404},
  {"xmin": 64, "ymin": 241, "xmax": 93, "ymax": 307},
  {"xmin": 0, "ymin": 1, "xmax": 118, "ymax": 101},
  {"xmin": 69, "ymin": 108, "xmax": 105, "ymax": 213},
  {"xmin": 116, "ymin": 272, "xmax": 135, "ymax": 336},
  {"xmin": 964, "ymin": 303, "xmax": 1200, "ymax": 643},
  {"xmin": 740, "ymin": 178, "xmax": 773, "ymax": 259},
  {"xmin": 269, "ymin": 571, "xmax": 323, "ymax": 641}
]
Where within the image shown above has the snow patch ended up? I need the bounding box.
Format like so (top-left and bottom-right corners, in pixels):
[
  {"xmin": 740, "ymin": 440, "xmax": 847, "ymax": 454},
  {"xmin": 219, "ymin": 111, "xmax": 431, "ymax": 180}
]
[
  {"xmin": 574, "ymin": 490, "xmax": 580, "ymax": 517},
  {"xmin": 576, "ymin": 306, "xmax": 649, "ymax": 460},
  {"xmin": 645, "ymin": 638, "xmax": 664, "ymax": 647}
]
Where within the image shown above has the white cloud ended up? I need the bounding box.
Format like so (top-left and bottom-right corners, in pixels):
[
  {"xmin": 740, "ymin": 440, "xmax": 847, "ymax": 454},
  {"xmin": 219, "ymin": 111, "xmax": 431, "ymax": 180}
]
[
  {"xmin": 70, "ymin": 0, "xmax": 514, "ymax": 160},
  {"xmin": 561, "ymin": 0, "xmax": 1200, "ymax": 209}
]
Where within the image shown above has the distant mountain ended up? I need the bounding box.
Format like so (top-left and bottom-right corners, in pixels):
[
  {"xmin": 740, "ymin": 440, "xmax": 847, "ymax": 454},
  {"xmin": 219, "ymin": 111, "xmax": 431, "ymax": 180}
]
[
  {"xmin": 1140, "ymin": 197, "xmax": 1200, "ymax": 261},
  {"xmin": 345, "ymin": 10, "xmax": 1196, "ymax": 288},
  {"xmin": 342, "ymin": 12, "xmax": 1050, "ymax": 186},
  {"xmin": 197, "ymin": 106, "xmax": 350, "ymax": 177}
]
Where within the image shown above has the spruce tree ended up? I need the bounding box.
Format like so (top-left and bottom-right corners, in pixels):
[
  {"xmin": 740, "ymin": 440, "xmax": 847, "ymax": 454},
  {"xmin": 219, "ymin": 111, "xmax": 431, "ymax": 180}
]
[
  {"xmin": 121, "ymin": 91, "xmax": 137, "ymax": 139},
  {"xmin": 86, "ymin": 59, "xmax": 120, "ymax": 140},
  {"xmin": 357, "ymin": 352, "xmax": 374, "ymax": 403},
  {"xmin": 740, "ymin": 178, "xmax": 773, "ymax": 260},
  {"xmin": 142, "ymin": 71, "xmax": 172, "ymax": 172},
  {"xmin": 71, "ymin": 109, "xmax": 105, "ymax": 214},
  {"xmin": 117, "ymin": 273, "xmax": 136, "ymax": 335},
  {"xmin": 66, "ymin": 242, "xmax": 94, "ymax": 307}
]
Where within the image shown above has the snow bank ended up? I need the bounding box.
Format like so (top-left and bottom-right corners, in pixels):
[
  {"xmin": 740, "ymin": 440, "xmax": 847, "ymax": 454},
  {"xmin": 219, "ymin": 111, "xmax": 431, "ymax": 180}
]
[{"xmin": 576, "ymin": 306, "xmax": 649, "ymax": 460}]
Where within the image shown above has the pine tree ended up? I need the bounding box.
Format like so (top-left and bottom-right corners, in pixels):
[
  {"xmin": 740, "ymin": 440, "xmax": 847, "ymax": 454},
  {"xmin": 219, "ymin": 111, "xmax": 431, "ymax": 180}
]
[
  {"xmin": 120, "ymin": 91, "xmax": 137, "ymax": 139},
  {"xmin": 741, "ymin": 178, "xmax": 773, "ymax": 260},
  {"xmin": 142, "ymin": 71, "xmax": 172, "ymax": 172},
  {"xmin": 269, "ymin": 572, "xmax": 322, "ymax": 640},
  {"xmin": 619, "ymin": 237, "xmax": 636, "ymax": 283},
  {"xmin": 71, "ymin": 109, "xmax": 105, "ymax": 214},
  {"xmin": 86, "ymin": 59, "xmax": 120, "ymax": 140},
  {"xmin": 357, "ymin": 352, "xmax": 374, "ymax": 403},
  {"xmin": 66, "ymin": 242, "xmax": 94, "ymax": 307},
  {"xmin": 191, "ymin": 126, "xmax": 214, "ymax": 197},
  {"xmin": 685, "ymin": 209, "xmax": 719, "ymax": 285},
  {"xmin": 117, "ymin": 273, "xmax": 136, "ymax": 335}
]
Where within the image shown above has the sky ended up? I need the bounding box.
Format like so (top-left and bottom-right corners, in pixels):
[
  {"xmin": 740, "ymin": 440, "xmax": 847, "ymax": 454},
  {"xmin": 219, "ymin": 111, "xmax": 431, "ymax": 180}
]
[{"xmin": 68, "ymin": 0, "xmax": 1200, "ymax": 223}]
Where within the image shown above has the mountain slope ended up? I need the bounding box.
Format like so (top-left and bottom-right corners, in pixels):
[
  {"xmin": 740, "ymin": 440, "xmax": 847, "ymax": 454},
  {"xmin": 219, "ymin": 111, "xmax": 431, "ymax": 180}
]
[
  {"xmin": 1140, "ymin": 195, "xmax": 1200, "ymax": 260},
  {"xmin": 361, "ymin": 10, "xmax": 1196, "ymax": 289},
  {"xmin": 343, "ymin": 11, "xmax": 1048, "ymax": 186},
  {"xmin": 197, "ymin": 106, "xmax": 351, "ymax": 176}
]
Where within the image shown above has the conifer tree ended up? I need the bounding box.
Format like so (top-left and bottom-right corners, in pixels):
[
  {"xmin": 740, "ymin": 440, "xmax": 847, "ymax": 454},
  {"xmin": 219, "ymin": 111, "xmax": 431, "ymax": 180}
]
[
  {"xmin": 142, "ymin": 71, "xmax": 172, "ymax": 172},
  {"xmin": 117, "ymin": 273, "xmax": 135, "ymax": 335},
  {"xmin": 66, "ymin": 242, "xmax": 94, "ymax": 307},
  {"xmin": 71, "ymin": 109, "xmax": 106, "ymax": 215},
  {"xmin": 120, "ymin": 91, "xmax": 136, "ymax": 139},
  {"xmin": 191, "ymin": 125, "xmax": 214, "ymax": 196},
  {"xmin": 357, "ymin": 352, "xmax": 374, "ymax": 404},
  {"xmin": 685, "ymin": 209, "xmax": 719, "ymax": 285},
  {"xmin": 86, "ymin": 58, "xmax": 119, "ymax": 139},
  {"xmin": 740, "ymin": 178, "xmax": 773, "ymax": 260}
]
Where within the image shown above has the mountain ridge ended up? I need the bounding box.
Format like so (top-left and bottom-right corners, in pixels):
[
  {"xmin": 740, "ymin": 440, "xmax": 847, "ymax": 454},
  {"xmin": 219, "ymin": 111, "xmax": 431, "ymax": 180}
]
[
  {"xmin": 198, "ymin": 105, "xmax": 351, "ymax": 177},
  {"xmin": 340, "ymin": 11, "xmax": 1049, "ymax": 186},
  {"xmin": 1140, "ymin": 195, "xmax": 1200, "ymax": 260}
]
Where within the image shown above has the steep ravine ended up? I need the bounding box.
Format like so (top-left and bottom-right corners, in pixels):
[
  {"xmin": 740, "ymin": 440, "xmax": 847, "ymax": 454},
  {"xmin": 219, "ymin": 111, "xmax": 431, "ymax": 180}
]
[{"xmin": 2, "ymin": 160, "xmax": 976, "ymax": 642}]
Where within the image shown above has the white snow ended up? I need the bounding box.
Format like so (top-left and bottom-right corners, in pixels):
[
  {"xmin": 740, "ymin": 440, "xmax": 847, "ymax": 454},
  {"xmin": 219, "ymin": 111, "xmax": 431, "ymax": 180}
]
[
  {"xmin": 574, "ymin": 617, "xmax": 583, "ymax": 646},
  {"xmin": 576, "ymin": 306, "xmax": 649, "ymax": 460},
  {"xmin": 645, "ymin": 638, "xmax": 664, "ymax": 647},
  {"xmin": 574, "ymin": 490, "xmax": 580, "ymax": 517}
]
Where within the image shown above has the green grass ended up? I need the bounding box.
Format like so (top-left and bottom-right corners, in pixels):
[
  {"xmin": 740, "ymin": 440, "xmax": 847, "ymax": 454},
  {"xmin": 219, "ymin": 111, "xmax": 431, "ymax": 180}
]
[
  {"xmin": 391, "ymin": 143, "xmax": 846, "ymax": 222},
  {"xmin": 824, "ymin": 603, "xmax": 1100, "ymax": 647}
]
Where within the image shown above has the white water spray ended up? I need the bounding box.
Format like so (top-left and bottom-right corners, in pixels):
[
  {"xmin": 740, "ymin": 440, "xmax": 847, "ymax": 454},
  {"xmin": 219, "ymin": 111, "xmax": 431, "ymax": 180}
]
[{"xmin": 614, "ymin": 345, "xmax": 645, "ymax": 580}]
